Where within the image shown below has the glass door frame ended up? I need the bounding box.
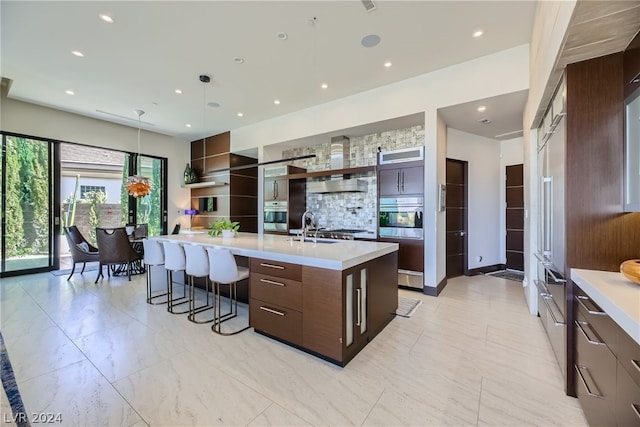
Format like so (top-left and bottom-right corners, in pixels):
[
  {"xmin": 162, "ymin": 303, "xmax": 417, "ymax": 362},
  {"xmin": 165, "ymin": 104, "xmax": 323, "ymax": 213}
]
[
  {"xmin": 128, "ymin": 153, "xmax": 168, "ymax": 235},
  {"xmin": 0, "ymin": 132, "xmax": 60, "ymax": 277}
]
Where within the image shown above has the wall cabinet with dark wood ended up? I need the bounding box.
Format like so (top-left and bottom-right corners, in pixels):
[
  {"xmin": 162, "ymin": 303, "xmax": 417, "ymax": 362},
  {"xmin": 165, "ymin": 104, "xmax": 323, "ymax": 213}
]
[{"xmin": 378, "ymin": 162, "xmax": 424, "ymax": 196}]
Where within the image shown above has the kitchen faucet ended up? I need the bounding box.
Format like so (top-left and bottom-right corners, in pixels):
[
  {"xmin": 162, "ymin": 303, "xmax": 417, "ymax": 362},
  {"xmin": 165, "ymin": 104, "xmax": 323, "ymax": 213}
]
[{"xmin": 301, "ymin": 210, "xmax": 317, "ymax": 242}]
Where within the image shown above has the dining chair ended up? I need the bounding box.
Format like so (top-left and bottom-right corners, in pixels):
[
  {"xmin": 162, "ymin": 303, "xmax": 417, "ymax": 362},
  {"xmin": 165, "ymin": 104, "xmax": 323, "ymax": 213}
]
[
  {"xmin": 171, "ymin": 224, "xmax": 181, "ymax": 235},
  {"xmin": 63, "ymin": 225, "xmax": 99, "ymax": 280},
  {"xmin": 133, "ymin": 223, "xmax": 148, "ymax": 239},
  {"xmin": 95, "ymin": 227, "xmax": 143, "ymax": 283},
  {"xmin": 142, "ymin": 238, "xmax": 167, "ymax": 304},
  {"xmin": 162, "ymin": 241, "xmax": 190, "ymax": 314},
  {"xmin": 205, "ymin": 247, "xmax": 250, "ymax": 335},
  {"xmin": 183, "ymin": 244, "xmax": 213, "ymax": 323}
]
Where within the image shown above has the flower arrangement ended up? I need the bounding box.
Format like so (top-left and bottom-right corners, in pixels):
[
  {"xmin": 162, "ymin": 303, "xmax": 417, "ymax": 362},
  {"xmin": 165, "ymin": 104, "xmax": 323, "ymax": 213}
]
[
  {"xmin": 208, "ymin": 218, "xmax": 240, "ymax": 237},
  {"xmin": 126, "ymin": 175, "xmax": 152, "ymax": 198}
]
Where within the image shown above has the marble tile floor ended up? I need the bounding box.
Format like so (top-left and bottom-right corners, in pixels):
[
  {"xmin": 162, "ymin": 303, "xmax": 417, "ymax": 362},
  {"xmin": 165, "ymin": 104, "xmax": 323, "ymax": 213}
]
[{"xmin": 0, "ymin": 271, "xmax": 588, "ymax": 426}]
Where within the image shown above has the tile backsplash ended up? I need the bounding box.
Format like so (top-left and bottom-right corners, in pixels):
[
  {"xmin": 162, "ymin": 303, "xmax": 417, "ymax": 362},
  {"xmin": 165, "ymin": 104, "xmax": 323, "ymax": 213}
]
[{"xmin": 282, "ymin": 125, "xmax": 424, "ymax": 231}]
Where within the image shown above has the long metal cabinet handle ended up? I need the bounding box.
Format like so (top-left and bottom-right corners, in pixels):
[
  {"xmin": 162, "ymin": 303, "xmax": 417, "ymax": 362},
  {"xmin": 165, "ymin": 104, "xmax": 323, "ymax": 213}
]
[
  {"xmin": 633, "ymin": 359, "xmax": 640, "ymax": 375},
  {"xmin": 543, "ymin": 176, "xmax": 552, "ymax": 255},
  {"xmin": 535, "ymin": 279, "xmax": 551, "ymax": 297},
  {"xmin": 575, "ymin": 320, "xmax": 605, "ymax": 346},
  {"xmin": 274, "ymin": 181, "xmax": 278, "ymax": 199},
  {"xmin": 542, "ymin": 295, "xmax": 565, "ymax": 326},
  {"xmin": 356, "ymin": 288, "xmax": 362, "ymax": 326},
  {"xmin": 260, "ymin": 278, "xmax": 285, "ymax": 287},
  {"xmin": 397, "ymin": 171, "xmax": 401, "ymax": 192},
  {"xmin": 259, "ymin": 263, "xmax": 285, "ymax": 270},
  {"xmin": 576, "ymin": 295, "xmax": 607, "ymax": 316},
  {"xmin": 632, "ymin": 403, "xmax": 640, "ymax": 421},
  {"xmin": 401, "ymin": 171, "xmax": 405, "ymax": 192},
  {"xmin": 260, "ymin": 306, "xmax": 285, "ymax": 316},
  {"xmin": 575, "ymin": 365, "xmax": 603, "ymax": 398},
  {"xmin": 546, "ymin": 268, "xmax": 566, "ymax": 283}
]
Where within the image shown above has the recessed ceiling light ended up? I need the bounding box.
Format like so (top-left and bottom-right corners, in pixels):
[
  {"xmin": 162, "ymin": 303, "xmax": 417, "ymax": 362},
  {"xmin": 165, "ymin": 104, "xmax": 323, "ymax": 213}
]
[
  {"xmin": 207, "ymin": 102, "xmax": 220, "ymax": 108},
  {"xmin": 477, "ymin": 105, "xmax": 487, "ymax": 112},
  {"xmin": 274, "ymin": 99, "xmax": 280, "ymax": 105},
  {"xmin": 276, "ymin": 32, "xmax": 288, "ymax": 40},
  {"xmin": 71, "ymin": 50, "xmax": 84, "ymax": 57},
  {"xmin": 99, "ymin": 13, "xmax": 115, "ymax": 24},
  {"xmin": 361, "ymin": 34, "xmax": 381, "ymax": 48},
  {"xmin": 233, "ymin": 56, "xmax": 245, "ymax": 64},
  {"xmin": 65, "ymin": 90, "xmax": 74, "ymax": 95},
  {"xmin": 384, "ymin": 61, "xmax": 392, "ymax": 68},
  {"xmin": 237, "ymin": 112, "xmax": 244, "ymax": 117},
  {"xmin": 473, "ymin": 30, "xmax": 484, "ymax": 38},
  {"xmin": 321, "ymin": 83, "xmax": 328, "ymax": 90},
  {"xmin": 175, "ymin": 89, "xmax": 182, "ymax": 94},
  {"xmin": 186, "ymin": 124, "xmax": 191, "ymax": 128}
]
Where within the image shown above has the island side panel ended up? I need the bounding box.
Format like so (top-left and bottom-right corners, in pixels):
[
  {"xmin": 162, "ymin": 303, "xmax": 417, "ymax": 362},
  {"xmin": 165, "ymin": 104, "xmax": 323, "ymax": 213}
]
[
  {"xmin": 368, "ymin": 251, "xmax": 399, "ymax": 335},
  {"xmin": 302, "ymin": 266, "xmax": 343, "ymax": 362}
]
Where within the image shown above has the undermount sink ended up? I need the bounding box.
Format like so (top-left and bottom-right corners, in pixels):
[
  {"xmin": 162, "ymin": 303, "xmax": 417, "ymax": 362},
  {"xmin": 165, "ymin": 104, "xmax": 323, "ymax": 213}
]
[{"xmin": 292, "ymin": 237, "xmax": 339, "ymax": 244}]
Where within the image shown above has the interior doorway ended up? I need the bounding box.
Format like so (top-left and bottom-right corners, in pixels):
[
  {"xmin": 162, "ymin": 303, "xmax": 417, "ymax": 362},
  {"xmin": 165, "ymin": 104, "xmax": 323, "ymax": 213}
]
[
  {"xmin": 506, "ymin": 164, "xmax": 524, "ymax": 271},
  {"xmin": 446, "ymin": 158, "xmax": 468, "ymax": 278}
]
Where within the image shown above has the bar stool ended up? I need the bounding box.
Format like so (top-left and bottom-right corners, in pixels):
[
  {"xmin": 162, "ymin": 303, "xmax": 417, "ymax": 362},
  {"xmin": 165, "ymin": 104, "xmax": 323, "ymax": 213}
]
[
  {"xmin": 205, "ymin": 247, "xmax": 250, "ymax": 335},
  {"xmin": 183, "ymin": 244, "xmax": 213, "ymax": 323},
  {"xmin": 161, "ymin": 241, "xmax": 189, "ymax": 314},
  {"xmin": 142, "ymin": 238, "xmax": 167, "ymax": 305}
]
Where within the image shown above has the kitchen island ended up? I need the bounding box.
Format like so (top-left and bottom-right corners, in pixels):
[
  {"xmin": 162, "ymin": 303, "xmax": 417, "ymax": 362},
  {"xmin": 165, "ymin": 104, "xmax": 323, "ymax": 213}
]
[{"xmin": 157, "ymin": 232, "xmax": 399, "ymax": 366}]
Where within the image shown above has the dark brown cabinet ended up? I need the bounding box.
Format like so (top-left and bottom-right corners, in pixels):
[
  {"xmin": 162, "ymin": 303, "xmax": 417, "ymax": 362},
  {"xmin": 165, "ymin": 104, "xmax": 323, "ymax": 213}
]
[
  {"xmin": 378, "ymin": 164, "xmax": 424, "ymax": 196},
  {"xmin": 263, "ymin": 165, "xmax": 306, "ymax": 234},
  {"xmin": 250, "ymin": 251, "xmax": 398, "ymax": 366},
  {"xmin": 377, "ymin": 237, "xmax": 423, "ymax": 272},
  {"xmin": 574, "ymin": 284, "xmax": 640, "ymax": 426},
  {"xmin": 264, "ymin": 176, "xmax": 288, "ymax": 201}
]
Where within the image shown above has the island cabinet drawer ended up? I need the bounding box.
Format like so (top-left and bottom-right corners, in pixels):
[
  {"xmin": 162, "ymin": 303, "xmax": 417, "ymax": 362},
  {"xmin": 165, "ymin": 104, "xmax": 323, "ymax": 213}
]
[
  {"xmin": 250, "ymin": 298, "xmax": 302, "ymax": 346},
  {"xmin": 616, "ymin": 359, "xmax": 640, "ymax": 427},
  {"xmin": 250, "ymin": 273, "xmax": 302, "ymax": 311},
  {"xmin": 250, "ymin": 258, "xmax": 302, "ymax": 281},
  {"xmin": 576, "ymin": 288, "xmax": 618, "ymax": 355},
  {"xmin": 618, "ymin": 326, "xmax": 640, "ymax": 387}
]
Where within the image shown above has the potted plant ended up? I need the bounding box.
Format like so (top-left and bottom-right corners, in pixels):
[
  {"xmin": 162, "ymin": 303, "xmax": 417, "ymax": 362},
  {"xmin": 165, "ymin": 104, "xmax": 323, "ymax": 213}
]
[{"xmin": 208, "ymin": 218, "xmax": 240, "ymax": 238}]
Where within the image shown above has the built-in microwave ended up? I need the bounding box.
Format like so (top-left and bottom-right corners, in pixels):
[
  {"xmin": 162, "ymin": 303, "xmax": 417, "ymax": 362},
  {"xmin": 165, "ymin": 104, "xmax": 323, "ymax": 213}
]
[{"xmin": 378, "ymin": 146, "xmax": 424, "ymax": 165}]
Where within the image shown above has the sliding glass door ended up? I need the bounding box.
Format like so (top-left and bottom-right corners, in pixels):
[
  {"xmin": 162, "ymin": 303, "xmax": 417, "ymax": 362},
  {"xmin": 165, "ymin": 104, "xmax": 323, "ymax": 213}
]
[
  {"xmin": 135, "ymin": 155, "xmax": 166, "ymax": 236},
  {"xmin": 1, "ymin": 134, "xmax": 57, "ymax": 275}
]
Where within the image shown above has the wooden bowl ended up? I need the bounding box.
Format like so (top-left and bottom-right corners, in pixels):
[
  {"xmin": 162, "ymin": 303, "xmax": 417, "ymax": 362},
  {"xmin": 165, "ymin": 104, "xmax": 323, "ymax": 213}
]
[{"xmin": 620, "ymin": 259, "xmax": 640, "ymax": 284}]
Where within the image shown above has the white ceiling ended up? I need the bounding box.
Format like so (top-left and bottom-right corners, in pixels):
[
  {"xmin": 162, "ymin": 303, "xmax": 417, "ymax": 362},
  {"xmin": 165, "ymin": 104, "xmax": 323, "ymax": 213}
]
[{"xmin": 1, "ymin": 1, "xmax": 537, "ymax": 142}]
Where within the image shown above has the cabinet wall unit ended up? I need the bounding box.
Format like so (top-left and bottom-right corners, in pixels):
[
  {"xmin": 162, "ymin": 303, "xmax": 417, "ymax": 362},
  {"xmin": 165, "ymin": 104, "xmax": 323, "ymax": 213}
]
[
  {"xmin": 263, "ymin": 165, "xmax": 306, "ymax": 234},
  {"xmin": 250, "ymin": 251, "xmax": 398, "ymax": 366},
  {"xmin": 573, "ymin": 285, "xmax": 640, "ymax": 427},
  {"xmin": 189, "ymin": 132, "xmax": 258, "ymax": 232},
  {"xmin": 377, "ymin": 237, "xmax": 423, "ymax": 273},
  {"xmin": 377, "ymin": 160, "xmax": 424, "ymax": 196}
]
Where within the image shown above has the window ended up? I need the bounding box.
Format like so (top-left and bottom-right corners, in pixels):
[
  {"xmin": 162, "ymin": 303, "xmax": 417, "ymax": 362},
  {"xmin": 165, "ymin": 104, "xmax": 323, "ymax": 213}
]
[{"xmin": 80, "ymin": 185, "xmax": 106, "ymax": 199}]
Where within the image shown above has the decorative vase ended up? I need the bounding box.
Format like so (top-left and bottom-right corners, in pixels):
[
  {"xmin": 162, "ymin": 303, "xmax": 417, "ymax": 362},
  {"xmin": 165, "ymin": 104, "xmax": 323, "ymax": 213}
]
[
  {"xmin": 221, "ymin": 229, "xmax": 235, "ymax": 238},
  {"xmin": 620, "ymin": 259, "xmax": 640, "ymax": 284},
  {"xmin": 184, "ymin": 163, "xmax": 198, "ymax": 184}
]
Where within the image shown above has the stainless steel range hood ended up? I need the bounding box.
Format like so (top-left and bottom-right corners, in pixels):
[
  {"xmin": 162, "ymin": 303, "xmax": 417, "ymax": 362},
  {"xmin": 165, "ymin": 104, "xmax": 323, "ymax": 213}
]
[{"xmin": 307, "ymin": 136, "xmax": 368, "ymax": 193}]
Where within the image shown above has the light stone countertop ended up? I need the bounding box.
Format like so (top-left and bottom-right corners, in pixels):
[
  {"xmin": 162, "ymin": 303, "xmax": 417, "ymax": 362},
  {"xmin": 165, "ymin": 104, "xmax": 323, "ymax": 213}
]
[
  {"xmin": 156, "ymin": 232, "xmax": 398, "ymax": 271},
  {"xmin": 571, "ymin": 268, "xmax": 640, "ymax": 345}
]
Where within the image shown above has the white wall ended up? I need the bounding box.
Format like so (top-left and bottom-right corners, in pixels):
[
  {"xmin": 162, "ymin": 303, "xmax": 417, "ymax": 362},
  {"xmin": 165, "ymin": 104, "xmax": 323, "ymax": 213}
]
[
  {"xmin": 1, "ymin": 95, "xmax": 192, "ymax": 230},
  {"xmin": 231, "ymin": 44, "xmax": 530, "ymax": 291},
  {"xmin": 447, "ymin": 128, "xmax": 502, "ymax": 270}
]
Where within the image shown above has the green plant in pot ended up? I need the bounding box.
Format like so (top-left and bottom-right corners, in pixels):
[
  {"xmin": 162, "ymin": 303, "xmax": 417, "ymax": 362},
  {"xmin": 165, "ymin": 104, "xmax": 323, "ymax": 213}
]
[{"xmin": 208, "ymin": 218, "xmax": 240, "ymax": 237}]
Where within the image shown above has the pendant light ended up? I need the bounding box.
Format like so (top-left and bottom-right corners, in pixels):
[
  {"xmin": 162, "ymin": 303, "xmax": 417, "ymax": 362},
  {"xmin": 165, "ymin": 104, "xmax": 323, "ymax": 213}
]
[{"xmin": 126, "ymin": 109, "xmax": 152, "ymax": 198}]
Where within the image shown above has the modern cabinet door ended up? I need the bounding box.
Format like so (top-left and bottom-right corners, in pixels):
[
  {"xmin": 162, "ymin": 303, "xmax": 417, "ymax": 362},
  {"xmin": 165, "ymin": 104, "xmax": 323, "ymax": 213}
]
[
  {"xmin": 264, "ymin": 177, "xmax": 288, "ymax": 201},
  {"xmin": 344, "ymin": 267, "xmax": 368, "ymax": 362},
  {"xmin": 379, "ymin": 166, "xmax": 423, "ymax": 196}
]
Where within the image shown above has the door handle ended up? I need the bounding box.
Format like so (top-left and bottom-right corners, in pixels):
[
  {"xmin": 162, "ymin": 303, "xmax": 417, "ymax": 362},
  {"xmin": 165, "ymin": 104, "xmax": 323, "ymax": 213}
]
[{"xmin": 459, "ymin": 231, "xmax": 466, "ymax": 236}]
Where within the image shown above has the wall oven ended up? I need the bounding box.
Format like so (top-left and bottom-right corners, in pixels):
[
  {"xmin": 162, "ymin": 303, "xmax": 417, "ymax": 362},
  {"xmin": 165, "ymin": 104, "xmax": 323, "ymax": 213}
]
[
  {"xmin": 379, "ymin": 197, "xmax": 424, "ymax": 239},
  {"xmin": 264, "ymin": 201, "xmax": 287, "ymax": 232}
]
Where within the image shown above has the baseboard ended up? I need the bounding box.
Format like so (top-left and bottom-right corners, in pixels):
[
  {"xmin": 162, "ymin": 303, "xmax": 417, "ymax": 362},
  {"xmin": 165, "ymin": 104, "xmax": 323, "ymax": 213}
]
[
  {"xmin": 468, "ymin": 264, "xmax": 505, "ymax": 276},
  {"xmin": 423, "ymin": 276, "xmax": 447, "ymax": 297}
]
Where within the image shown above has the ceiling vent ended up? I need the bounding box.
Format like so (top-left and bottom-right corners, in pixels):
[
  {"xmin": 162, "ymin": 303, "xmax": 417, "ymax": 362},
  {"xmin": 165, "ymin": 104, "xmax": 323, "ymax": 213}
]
[
  {"xmin": 477, "ymin": 118, "xmax": 492, "ymax": 124},
  {"xmin": 361, "ymin": 0, "xmax": 376, "ymax": 12}
]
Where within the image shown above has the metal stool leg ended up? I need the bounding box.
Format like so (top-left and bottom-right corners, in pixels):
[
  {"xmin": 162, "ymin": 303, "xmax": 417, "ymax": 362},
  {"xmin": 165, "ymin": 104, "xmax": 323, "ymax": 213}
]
[
  {"xmin": 211, "ymin": 281, "xmax": 249, "ymax": 336},
  {"xmin": 167, "ymin": 269, "xmax": 189, "ymax": 314},
  {"xmin": 146, "ymin": 265, "xmax": 168, "ymax": 305}
]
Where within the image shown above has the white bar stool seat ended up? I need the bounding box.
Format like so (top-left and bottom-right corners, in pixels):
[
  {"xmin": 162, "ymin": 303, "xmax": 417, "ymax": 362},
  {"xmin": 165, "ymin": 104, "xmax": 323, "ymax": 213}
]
[
  {"xmin": 142, "ymin": 238, "xmax": 167, "ymax": 305},
  {"xmin": 206, "ymin": 247, "xmax": 250, "ymax": 335},
  {"xmin": 183, "ymin": 244, "xmax": 213, "ymax": 323},
  {"xmin": 162, "ymin": 241, "xmax": 189, "ymax": 314}
]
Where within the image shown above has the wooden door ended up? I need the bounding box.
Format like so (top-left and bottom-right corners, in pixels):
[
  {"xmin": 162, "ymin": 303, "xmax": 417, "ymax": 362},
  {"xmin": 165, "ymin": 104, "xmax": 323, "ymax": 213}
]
[
  {"xmin": 506, "ymin": 164, "xmax": 524, "ymax": 271},
  {"xmin": 446, "ymin": 159, "xmax": 467, "ymax": 278}
]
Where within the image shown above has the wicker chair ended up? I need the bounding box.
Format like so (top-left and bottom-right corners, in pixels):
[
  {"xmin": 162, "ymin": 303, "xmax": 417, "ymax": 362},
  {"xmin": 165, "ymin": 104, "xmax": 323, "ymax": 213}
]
[
  {"xmin": 63, "ymin": 226, "xmax": 99, "ymax": 281},
  {"xmin": 95, "ymin": 227, "xmax": 143, "ymax": 283}
]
